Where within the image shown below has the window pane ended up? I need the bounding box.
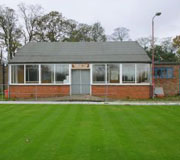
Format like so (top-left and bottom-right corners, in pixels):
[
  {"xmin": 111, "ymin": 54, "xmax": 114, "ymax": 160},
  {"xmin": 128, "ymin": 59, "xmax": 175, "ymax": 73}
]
[
  {"xmin": 167, "ymin": 68, "xmax": 173, "ymax": 78},
  {"xmin": 107, "ymin": 64, "xmax": 120, "ymax": 83},
  {"xmin": 156, "ymin": 68, "xmax": 162, "ymax": 78},
  {"xmin": 11, "ymin": 65, "xmax": 24, "ymax": 83},
  {"xmin": 93, "ymin": 64, "xmax": 105, "ymax": 83},
  {"xmin": 162, "ymin": 68, "xmax": 167, "ymax": 78},
  {"xmin": 41, "ymin": 65, "xmax": 54, "ymax": 83},
  {"xmin": 155, "ymin": 67, "xmax": 173, "ymax": 79},
  {"xmin": 122, "ymin": 64, "xmax": 135, "ymax": 83},
  {"xmin": 26, "ymin": 65, "xmax": 39, "ymax": 83},
  {"xmin": 136, "ymin": 64, "xmax": 150, "ymax": 83},
  {"xmin": 55, "ymin": 64, "xmax": 69, "ymax": 83}
]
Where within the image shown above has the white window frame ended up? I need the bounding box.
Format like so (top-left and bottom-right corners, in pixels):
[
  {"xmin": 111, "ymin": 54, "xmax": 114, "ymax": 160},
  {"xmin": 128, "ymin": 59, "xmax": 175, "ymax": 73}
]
[
  {"xmin": 9, "ymin": 63, "xmax": 151, "ymax": 86},
  {"xmin": 10, "ymin": 64, "xmax": 25, "ymax": 85},
  {"xmin": 9, "ymin": 63, "xmax": 71, "ymax": 85},
  {"xmin": 122, "ymin": 63, "xmax": 136, "ymax": 84},
  {"xmin": 91, "ymin": 63, "xmax": 151, "ymax": 86},
  {"xmin": 136, "ymin": 63, "xmax": 151, "ymax": 84},
  {"xmin": 55, "ymin": 64, "xmax": 70, "ymax": 85},
  {"xmin": 41, "ymin": 64, "xmax": 55, "ymax": 84},
  {"xmin": 92, "ymin": 63, "xmax": 106, "ymax": 85},
  {"xmin": 25, "ymin": 64, "xmax": 40, "ymax": 84},
  {"xmin": 107, "ymin": 63, "xmax": 121, "ymax": 84}
]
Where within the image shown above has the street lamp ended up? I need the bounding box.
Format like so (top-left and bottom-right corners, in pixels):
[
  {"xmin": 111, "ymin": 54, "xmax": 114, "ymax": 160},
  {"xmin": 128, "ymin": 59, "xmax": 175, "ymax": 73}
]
[{"xmin": 152, "ymin": 12, "xmax": 161, "ymax": 98}]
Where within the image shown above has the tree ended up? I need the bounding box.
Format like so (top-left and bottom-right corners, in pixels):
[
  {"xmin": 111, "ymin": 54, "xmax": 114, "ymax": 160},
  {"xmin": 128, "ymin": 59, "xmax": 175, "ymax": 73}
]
[
  {"xmin": 173, "ymin": 35, "xmax": 180, "ymax": 54},
  {"xmin": 111, "ymin": 27, "xmax": 130, "ymax": 41},
  {"xmin": 137, "ymin": 37, "xmax": 151, "ymax": 50},
  {"xmin": 0, "ymin": 6, "xmax": 22, "ymax": 60},
  {"xmin": 161, "ymin": 37, "xmax": 175, "ymax": 52},
  {"xmin": 0, "ymin": 49, "xmax": 2, "ymax": 63},
  {"xmin": 34, "ymin": 11, "xmax": 67, "ymax": 42},
  {"xmin": 147, "ymin": 38, "xmax": 178, "ymax": 62},
  {"xmin": 18, "ymin": 3, "xmax": 43, "ymax": 44},
  {"xmin": 90, "ymin": 22, "xmax": 106, "ymax": 42},
  {"xmin": 147, "ymin": 45, "xmax": 178, "ymax": 62},
  {"xmin": 62, "ymin": 19, "xmax": 78, "ymax": 42},
  {"xmin": 73, "ymin": 23, "xmax": 92, "ymax": 42},
  {"xmin": 137, "ymin": 37, "xmax": 178, "ymax": 62},
  {"xmin": 63, "ymin": 23, "xmax": 92, "ymax": 42}
]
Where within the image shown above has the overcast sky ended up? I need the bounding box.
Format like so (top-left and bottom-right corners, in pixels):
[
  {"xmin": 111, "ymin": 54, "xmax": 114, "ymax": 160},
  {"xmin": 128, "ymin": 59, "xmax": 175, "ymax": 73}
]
[{"xmin": 1, "ymin": 0, "xmax": 180, "ymax": 40}]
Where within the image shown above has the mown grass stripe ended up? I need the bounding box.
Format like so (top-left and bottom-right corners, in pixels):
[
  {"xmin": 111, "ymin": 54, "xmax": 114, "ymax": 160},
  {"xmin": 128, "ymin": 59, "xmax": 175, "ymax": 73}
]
[
  {"xmin": 18, "ymin": 105, "xmax": 71, "ymax": 160},
  {"xmin": 106, "ymin": 105, "xmax": 180, "ymax": 160},
  {"xmin": 0, "ymin": 104, "xmax": 28, "ymax": 121},
  {"xmin": 68, "ymin": 105, "xmax": 91, "ymax": 160},
  {"xmin": 103, "ymin": 105, "xmax": 146, "ymax": 160},
  {"xmin": 87, "ymin": 106, "xmax": 106, "ymax": 160},
  {"xmin": 52, "ymin": 105, "xmax": 86, "ymax": 159},
  {"xmin": 0, "ymin": 104, "xmax": 58, "ymax": 158},
  {"xmin": 97, "ymin": 106, "xmax": 123, "ymax": 160},
  {"xmin": 128, "ymin": 106, "xmax": 180, "ymax": 159},
  {"xmin": 0, "ymin": 104, "xmax": 179, "ymax": 160},
  {"xmin": 33, "ymin": 105, "xmax": 79, "ymax": 160},
  {"xmin": 0, "ymin": 105, "xmax": 43, "ymax": 131}
]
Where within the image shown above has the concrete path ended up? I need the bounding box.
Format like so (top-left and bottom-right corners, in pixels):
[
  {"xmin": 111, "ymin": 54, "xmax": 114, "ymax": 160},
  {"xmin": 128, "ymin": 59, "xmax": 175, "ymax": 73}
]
[{"xmin": 0, "ymin": 101, "xmax": 180, "ymax": 105}]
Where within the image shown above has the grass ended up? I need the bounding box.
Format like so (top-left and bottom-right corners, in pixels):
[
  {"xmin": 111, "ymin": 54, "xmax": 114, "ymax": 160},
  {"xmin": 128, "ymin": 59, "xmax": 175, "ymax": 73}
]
[
  {"xmin": 0, "ymin": 104, "xmax": 179, "ymax": 160},
  {"xmin": 117, "ymin": 95, "xmax": 180, "ymax": 101}
]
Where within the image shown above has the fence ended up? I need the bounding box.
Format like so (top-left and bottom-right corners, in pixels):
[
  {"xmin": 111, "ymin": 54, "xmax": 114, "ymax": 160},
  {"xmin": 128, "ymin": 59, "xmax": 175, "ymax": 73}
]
[
  {"xmin": 0, "ymin": 84, "xmax": 151, "ymax": 101},
  {"xmin": 0, "ymin": 84, "xmax": 117, "ymax": 102}
]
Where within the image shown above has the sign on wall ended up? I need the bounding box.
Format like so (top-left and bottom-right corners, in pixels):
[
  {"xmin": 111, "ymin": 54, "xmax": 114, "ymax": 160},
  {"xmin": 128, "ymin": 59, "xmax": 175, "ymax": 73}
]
[{"xmin": 72, "ymin": 64, "xmax": 90, "ymax": 69}]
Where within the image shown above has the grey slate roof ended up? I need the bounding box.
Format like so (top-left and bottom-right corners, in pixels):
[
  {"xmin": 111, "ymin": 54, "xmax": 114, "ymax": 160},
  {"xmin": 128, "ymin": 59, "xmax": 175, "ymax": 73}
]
[{"xmin": 9, "ymin": 41, "xmax": 151, "ymax": 64}]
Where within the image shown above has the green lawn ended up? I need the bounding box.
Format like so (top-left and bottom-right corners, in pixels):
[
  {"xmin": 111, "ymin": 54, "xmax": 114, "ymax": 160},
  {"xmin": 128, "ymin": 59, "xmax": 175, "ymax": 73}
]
[{"xmin": 0, "ymin": 104, "xmax": 179, "ymax": 160}]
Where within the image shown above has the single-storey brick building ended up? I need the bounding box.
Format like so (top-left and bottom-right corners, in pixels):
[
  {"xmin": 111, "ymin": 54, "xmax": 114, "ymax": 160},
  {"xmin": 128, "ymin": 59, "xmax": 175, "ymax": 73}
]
[
  {"xmin": 154, "ymin": 62, "xmax": 180, "ymax": 96},
  {"xmin": 8, "ymin": 41, "xmax": 152, "ymax": 99}
]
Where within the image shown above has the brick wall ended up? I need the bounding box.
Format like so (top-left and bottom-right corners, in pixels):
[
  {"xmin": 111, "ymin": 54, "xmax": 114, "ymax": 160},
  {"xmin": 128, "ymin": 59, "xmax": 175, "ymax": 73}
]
[
  {"xmin": 9, "ymin": 85, "xmax": 151, "ymax": 99},
  {"xmin": 155, "ymin": 64, "xmax": 180, "ymax": 96},
  {"xmin": 9, "ymin": 85, "xmax": 70, "ymax": 99},
  {"xmin": 92, "ymin": 85, "xmax": 151, "ymax": 99}
]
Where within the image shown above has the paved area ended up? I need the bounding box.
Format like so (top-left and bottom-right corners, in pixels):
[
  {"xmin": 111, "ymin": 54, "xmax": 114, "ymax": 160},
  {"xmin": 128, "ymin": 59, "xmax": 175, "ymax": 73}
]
[
  {"xmin": 0, "ymin": 95, "xmax": 106, "ymax": 102},
  {"xmin": 0, "ymin": 101, "xmax": 180, "ymax": 105},
  {"xmin": 33, "ymin": 95, "xmax": 106, "ymax": 102}
]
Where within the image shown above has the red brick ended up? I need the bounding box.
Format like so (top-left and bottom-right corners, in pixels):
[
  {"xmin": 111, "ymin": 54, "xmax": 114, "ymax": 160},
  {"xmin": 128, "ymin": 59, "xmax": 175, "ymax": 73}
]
[
  {"xmin": 9, "ymin": 85, "xmax": 70, "ymax": 99},
  {"xmin": 155, "ymin": 64, "xmax": 179, "ymax": 96},
  {"xmin": 92, "ymin": 85, "xmax": 151, "ymax": 99}
]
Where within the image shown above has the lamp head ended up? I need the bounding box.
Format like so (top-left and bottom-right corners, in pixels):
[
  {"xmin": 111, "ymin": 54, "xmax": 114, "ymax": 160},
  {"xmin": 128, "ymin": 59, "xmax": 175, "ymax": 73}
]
[{"xmin": 155, "ymin": 12, "xmax": 161, "ymax": 16}]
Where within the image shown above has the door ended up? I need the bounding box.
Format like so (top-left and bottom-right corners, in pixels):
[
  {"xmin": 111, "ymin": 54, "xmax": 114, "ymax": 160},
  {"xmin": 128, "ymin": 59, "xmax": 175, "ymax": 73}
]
[{"xmin": 71, "ymin": 70, "xmax": 90, "ymax": 95}]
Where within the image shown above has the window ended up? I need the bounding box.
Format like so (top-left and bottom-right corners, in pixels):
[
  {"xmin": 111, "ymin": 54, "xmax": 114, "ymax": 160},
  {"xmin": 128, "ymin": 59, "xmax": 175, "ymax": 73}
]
[
  {"xmin": 122, "ymin": 64, "xmax": 135, "ymax": 83},
  {"xmin": 93, "ymin": 64, "xmax": 105, "ymax": 83},
  {"xmin": 136, "ymin": 64, "xmax": 150, "ymax": 83},
  {"xmin": 107, "ymin": 64, "xmax": 120, "ymax": 83},
  {"xmin": 155, "ymin": 67, "xmax": 173, "ymax": 79},
  {"xmin": 41, "ymin": 65, "xmax": 54, "ymax": 83},
  {"xmin": 26, "ymin": 65, "xmax": 39, "ymax": 83},
  {"xmin": 11, "ymin": 65, "xmax": 24, "ymax": 83},
  {"xmin": 55, "ymin": 64, "xmax": 69, "ymax": 83}
]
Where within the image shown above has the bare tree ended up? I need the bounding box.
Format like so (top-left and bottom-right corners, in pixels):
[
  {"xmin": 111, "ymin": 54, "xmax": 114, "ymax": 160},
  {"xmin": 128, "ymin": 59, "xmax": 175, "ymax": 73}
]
[
  {"xmin": 111, "ymin": 27, "xmax": 130, "ymax": 41},
  {"xmin": 0, "ymin": 6, "xmax": 22, "ymax": 60},
  {"xmin": 137, "ymin": 37, "xmax": 151, "ymax": 50},
  {"xmin": 173, "ymin": 35, "xmax": 180, "ymax": 55},
  {"xmin": 160, "ymin": 37, "xmax": 175, "ymax": 53},
  {"xmin": 18, "ymin": 3, "xmax": 43, "ymax": 44}
]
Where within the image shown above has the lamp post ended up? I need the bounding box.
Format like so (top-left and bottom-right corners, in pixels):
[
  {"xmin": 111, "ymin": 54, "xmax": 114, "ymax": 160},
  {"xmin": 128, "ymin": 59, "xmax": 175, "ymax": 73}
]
[{"xmin": 152, "ymin": 12, "xmax": 161, "ymax": 98}]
